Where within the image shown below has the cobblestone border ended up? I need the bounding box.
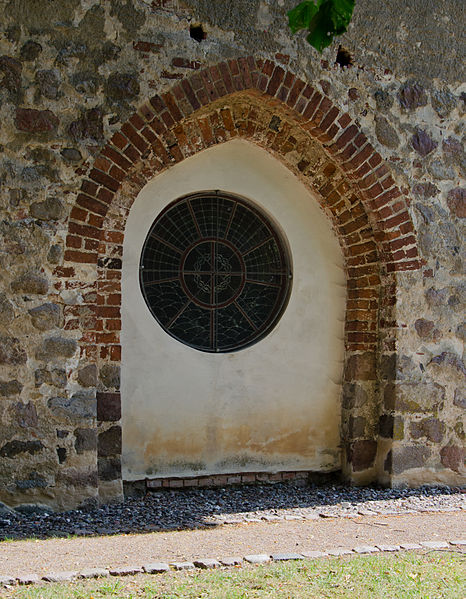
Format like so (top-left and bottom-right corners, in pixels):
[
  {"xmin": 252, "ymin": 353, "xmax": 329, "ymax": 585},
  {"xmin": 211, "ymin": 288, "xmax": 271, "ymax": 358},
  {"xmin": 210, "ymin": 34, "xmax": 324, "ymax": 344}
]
[{"xmin": 1, "ymin": 538, "xmax": 464, "ymax": 587}]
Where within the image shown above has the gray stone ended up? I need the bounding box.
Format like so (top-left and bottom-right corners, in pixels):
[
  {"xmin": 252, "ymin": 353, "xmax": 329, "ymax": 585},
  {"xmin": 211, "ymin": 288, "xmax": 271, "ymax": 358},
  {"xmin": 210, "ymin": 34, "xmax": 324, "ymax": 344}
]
[
  {"xmin": 353, "ymin": 546, "xmax": 380, "ymax": 554},
  {"xmin": 78, "ymin": 364, "xmax": 97, "ymax": 387},
  {"xmin": 300, "ymin": 551, "xmax": 327, "ymax": 558},
  {"xmin": 169, "ymin": 562, "xmax": 195, "ymax": 570},
  {"xmin": 420, "ymin": 541, "xmax": 448, "ymax": 549},
  {"xmin": 374, "ymin": 89, "xmax": 393, "ymax": 112},
  {"xmin": 15, "ymin": 471, "xmax": 48, "ymax": 489},
  {"xmin": 429, "ymin": 158, "xmax": 456, "ymax": 180},
  {"xmin": 13, "ymin": 401, "xmax": 38, "ymax": 428},
  {"xmin": 392, "ymin": 445, "xmax": 431, "ymax": 474},
  {"xmin": 411, "ymin": 130, "xmax": 437, "ymax": 157},
  {"xmin": 78, "ymin": 568, "xmax": 109, "ymax": 579},
  {"xmin": 98, "ymin": 456, "xmax": 121, "ymax": 481},
  {"xmin": 432, "ymin": 89, "xmax": 457, "ymax": 117},
  {"xmin": 61, "ymin": 148, "xmax": 82, "ymax": 162},
  {"xmin": 375, "ymin": 115, "xmax": 399, "ymax": 148},
  {"xmin": 47, "ymin": 244, "xmax": 63, "ymax": 264},
  {"xmin": 449, "ymin": 540, "xmax": 466, "ymax": 546},
  {"xmin": 20, "ymin": 40, "xmax": 42, "ymax": 61},
  {"xmin": 271, "ymin": 553, "xmax": 304, "ymax": 561},
  {"xmin": 0, "ymin": 501, "xmax": 14, "ymax": 515},
  {"xmin": 0, "ymin": 294, "xmax": 14, "ymax": 326},
  {"xmin": 455, "ymin": 323, "xmax": 466, "ymax": 341},
  {"xmin": 36, "ymin": 336, "xmax": 78, "ymax": 360},
  {"xmin": 42, "ymin": 571, "xmax": 78, "ymax": 582},
  {"xmin": 68, "ymin": 107, "xmax": 104, "ymax": 142},
  {"xmin": 396, "ymin": 383, "xmax": 445, "ymax": 413},
  {"xmin": 106, "ymin": 72, "xmax": 140, "ymax": 100},
  {"xmin": 243, "ymin": 554, "xmax": 271, "ymax": 564},
  {"xmin": 429, "ymin": 352, "xmax": 466, "ymax": 376},
  {"xmin": 414, "ymin": 318, "xmax": 434, "ymax": 338},
  {"xmin": 17, "ymin": 574, "xmax": 41, "ymax": 585},
  {"xmin": 74, "ymin": 428, "xmax": 97, "ymax": 453},
  {"xmin": 48, "ymin": 392, "xmax": 96, "ymax": 421},
  {"xmin": 35, "ymin": 69, "xmax": 60, "ymax": 100},
  {"xmin": 409, "ymin": 418, "xmax": 445, "ymax": 443},
  {"xmin": 440, "ymin": 445, "xmax": 463, "ymax": 472},
  {"xmin": 30, "ymin": 197, "xmax": 65, "ymax": 221},
  {"xmin": 327, "ymin": 548, "xmax": 353, "ymax": 556},
  {"xmin": 344, "ymin": 353, "xmax": 376, "ymax": 381},
  {"xmin": 142, "ymin": 563, "xmax": 170, "ymax": 573},
  {"xmin": 99, "ymin": 364, "xmax": 120, "ymax": 390},
  {"xmin": 350, "ymin": 440, "xmax": 377, "ymax": 471},
  {"xmin": 446, "ymin": 187, "xmax": 465, "ymax": 218},
  {"xmin": 193, "ymin": 558, "xmax": 221, "ymax": 568},
  {"xmin": 342, "ymin": 383, "xmax": 368, "ymax": 409},
  {"xmin": 348, "ymin": 416, "xmax": 366, "ymax": 438},
  {"xmin": 0, "ymin": 575, "xmax": 16, "ymax": 586},
  {"xmin": 14, "ymin": 503, "xmax": 51, "ymax": 516},
  {"xmin": 398, "ymin": 82, "xmax": 427, "ymax": 109},
  {"xmin": 400, "ymin": 543, "xmax": 422, "ymax": 550},
  {"xmin": 0, "ymin": 335, "xmax": 27, "ymax": 366},
  {"xmin": 0, "ymin": 379, "xmax": 23, "ymax": 396},
  {"xmin": 29, "ymin": 303, "xmax": 61, "ymax": 331},
  {"xmin": 425, "ymin": 287, "xmax": 449, "ymax": 307},
  {"xmin": 378, "ymin": 414, "xmax": 394, "ymax": 438},
  {"xmin": 219, "ymin": 557, "xmax": 243, "ymax": 566},
  {"xmin": 453, "ymin": 388, "xmax": 465, "ymax": 409},
  {"xmin": 376, "ymin": 545, "xmax": 401, "ymax": 552},
  {"xmin": 0, "ymin": 55, "xmax": 22, "ymax": 97},
  {"xmin": 11, "ymin": 272, "xmax": 48, "ymax": 295},
  {"xmin": 98, "ymin": 426, "xmax": 122, "ymax": 456},
  {"xmin": 0, "ymin": 439, "xmax": 44, "ymax": 458}
]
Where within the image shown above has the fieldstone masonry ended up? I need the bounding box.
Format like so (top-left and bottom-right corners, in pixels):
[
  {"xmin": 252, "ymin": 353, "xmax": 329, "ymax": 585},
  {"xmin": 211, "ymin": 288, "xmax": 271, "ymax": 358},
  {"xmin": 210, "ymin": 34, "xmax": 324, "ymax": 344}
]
[{"xmin": 0, "ymin": 0, "xmax": 464, "ymax": 510}]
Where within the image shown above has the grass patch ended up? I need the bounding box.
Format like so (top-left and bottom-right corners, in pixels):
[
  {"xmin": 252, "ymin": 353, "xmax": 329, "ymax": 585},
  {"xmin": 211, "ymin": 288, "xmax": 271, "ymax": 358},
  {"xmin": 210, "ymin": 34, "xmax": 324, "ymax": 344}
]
[{"xmin": 2, "ymin": 551, "xmax": 464, "ymax": 598}]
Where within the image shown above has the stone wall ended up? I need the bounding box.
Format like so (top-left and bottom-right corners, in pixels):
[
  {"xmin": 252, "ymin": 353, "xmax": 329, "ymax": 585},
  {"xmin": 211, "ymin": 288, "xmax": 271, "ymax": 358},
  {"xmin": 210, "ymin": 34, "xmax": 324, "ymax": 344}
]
[{"xmin": 0, "ymin": 0, "xmax": 464, "ymax": 510}]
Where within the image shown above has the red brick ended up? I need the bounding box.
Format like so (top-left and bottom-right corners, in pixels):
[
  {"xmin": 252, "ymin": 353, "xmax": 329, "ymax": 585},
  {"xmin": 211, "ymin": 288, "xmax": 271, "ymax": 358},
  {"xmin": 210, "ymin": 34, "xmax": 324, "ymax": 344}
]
[
  {"xmin": 218, "ymin": 62, "xmax": 234, "ymax": 94},
  {"xmin": 287, "ymin": 79, "xmax": 305, "ymax": 108},
  {"xmin": 172, "ymin": 57, "xmax": 201, "ymax": 69},
  {"xmin": 338, "ymin": 113, "xmax": 352, "ymax": 128},
  {"xmin": 319, "ymin": 106, "xmax": 339, "ymax": 132},
  {"xmin": 89, "ymin": 168, "xmax": 120, "ymax": 192},
  {"xmin": 68, "ymin": 221, "xmax": 101, "ymax": 240},
  {"xmin": 266, "ymin": 66, "xmax": 285, "ymax": 96},
  {"xmin": 121, "ymin": 123, "xmax": 149, "ymax": 154},
  {"xmin": 381, "ymin": 211, "xmax": 410, "ymax": 230},
  {"xmin": 66, "ymin": 235, "xmax": 82, "ymax": 249},
  {"xmin": 335, "ymin": 124, "xmax": 359, "ymax": 149},
  {"xmin": 64, "ymin": 249, "xmax": 98, "ymax": 264},
  {"xmin": 101, "ymin": 145, "xmax": 133, "ymax": 171},
  {"xmin": 70, "ymin": 206, "xmax": 87, "ymax": 223},
  {"xmin": 81, "ymin": 180, "xmax": 98, "ymax": 196},
  {"xmin": 238, "ymin": 57, "xmax": 252, "ymax": 87},
  {"xmin": 111, "ymin": 132, "xmax": 128, "ymax": 150},
  {"xmin": 180, "ymin": 79, "xmax": 200, "ymax": 110}
]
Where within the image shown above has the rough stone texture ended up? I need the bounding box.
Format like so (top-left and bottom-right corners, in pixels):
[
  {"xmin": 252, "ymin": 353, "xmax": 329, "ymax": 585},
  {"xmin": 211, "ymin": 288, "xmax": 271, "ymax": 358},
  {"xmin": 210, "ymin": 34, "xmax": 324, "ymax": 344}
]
[
  {"xmin": 0, "ymin": 0, "xmax": 464, "ymax": 509},
  {"xmin": 28, "ymin": 303, "xmax": 61, "ymax": 331}
]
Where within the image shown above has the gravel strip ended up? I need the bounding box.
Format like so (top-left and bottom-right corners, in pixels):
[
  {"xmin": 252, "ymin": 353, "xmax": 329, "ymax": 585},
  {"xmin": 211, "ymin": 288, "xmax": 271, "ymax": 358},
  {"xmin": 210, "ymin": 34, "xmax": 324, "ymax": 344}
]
[{"xmin": 0, "ymin": 482, "xmax": 464, "ymax": 541}]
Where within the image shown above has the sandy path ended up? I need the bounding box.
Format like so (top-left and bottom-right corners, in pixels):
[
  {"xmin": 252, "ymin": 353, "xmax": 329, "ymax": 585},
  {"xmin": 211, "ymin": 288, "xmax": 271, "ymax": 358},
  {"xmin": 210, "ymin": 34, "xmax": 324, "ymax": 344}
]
[{"xmin": 0, "ymin": 512, "xmax": 464, "ymax": 577}]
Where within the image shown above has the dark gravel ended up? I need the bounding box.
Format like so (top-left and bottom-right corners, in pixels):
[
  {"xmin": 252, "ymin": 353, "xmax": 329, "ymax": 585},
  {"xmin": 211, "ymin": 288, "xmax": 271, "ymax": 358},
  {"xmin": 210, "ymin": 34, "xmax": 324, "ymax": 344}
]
[{"xmin": 0, "ymin": 482, "xmax": 464, "ymax": 541}]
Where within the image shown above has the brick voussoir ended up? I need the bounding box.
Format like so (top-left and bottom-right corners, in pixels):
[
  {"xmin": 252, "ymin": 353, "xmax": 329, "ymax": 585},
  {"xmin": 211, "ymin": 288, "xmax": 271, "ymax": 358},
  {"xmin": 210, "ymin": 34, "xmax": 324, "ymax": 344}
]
[
  {"xmin": 120, "ymin": 122, "xmax": 149, "ymax": 154},
  {"xmin": 89, "ymin": 168, "xmax": 120, "ymax": 192},
  {"xmin": 101, "ymin": 145, "xmax": 133, "ymax": 172},
  {"xmin": 76, "ymin": 194, "xmax": 109, "ymax": 217}
]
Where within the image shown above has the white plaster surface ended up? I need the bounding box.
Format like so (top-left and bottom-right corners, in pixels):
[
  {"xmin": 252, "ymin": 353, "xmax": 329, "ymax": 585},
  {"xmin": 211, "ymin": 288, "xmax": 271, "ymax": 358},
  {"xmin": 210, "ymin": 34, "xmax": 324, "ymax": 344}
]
[{"xmin": 121, "ymin": 140, "xmax": 346, "ymax": 480}]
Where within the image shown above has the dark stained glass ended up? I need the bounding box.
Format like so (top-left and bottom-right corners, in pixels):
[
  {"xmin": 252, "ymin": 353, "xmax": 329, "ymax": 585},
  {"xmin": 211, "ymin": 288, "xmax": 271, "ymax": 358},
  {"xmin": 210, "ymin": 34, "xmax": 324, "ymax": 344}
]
[{"xmin": 139, "ymin": 192, "xmax": 292, "ymax": 352}]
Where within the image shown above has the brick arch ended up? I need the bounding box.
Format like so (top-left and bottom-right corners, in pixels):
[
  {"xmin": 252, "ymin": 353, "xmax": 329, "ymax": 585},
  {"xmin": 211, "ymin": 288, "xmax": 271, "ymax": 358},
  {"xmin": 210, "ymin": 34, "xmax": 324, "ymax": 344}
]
[{"xmin": 60, "ymin": 57, "xmax": 421, "ymax": 495}]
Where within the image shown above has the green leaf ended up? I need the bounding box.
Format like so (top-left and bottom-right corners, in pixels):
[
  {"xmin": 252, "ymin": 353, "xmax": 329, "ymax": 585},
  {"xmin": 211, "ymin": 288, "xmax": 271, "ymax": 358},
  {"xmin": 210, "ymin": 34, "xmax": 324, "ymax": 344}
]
[
  {"xmin": 288, "ymin": 0, "xmax": 355, "ymax": 53},
  {"xmin": 287, "ymin": 1, "xmax": 319, "ymax": 34}
]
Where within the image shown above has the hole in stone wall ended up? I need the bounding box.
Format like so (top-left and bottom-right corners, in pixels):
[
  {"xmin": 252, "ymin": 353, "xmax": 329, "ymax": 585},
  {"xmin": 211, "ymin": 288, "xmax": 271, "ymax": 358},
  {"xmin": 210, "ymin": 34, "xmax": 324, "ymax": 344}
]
[
  {"xmin": 335, "ymin": 45, "xmax": 353, "ymax": 68},
  {"xmin": 190, "ymin": 24, "xmax": 206, "ymax": 43}
]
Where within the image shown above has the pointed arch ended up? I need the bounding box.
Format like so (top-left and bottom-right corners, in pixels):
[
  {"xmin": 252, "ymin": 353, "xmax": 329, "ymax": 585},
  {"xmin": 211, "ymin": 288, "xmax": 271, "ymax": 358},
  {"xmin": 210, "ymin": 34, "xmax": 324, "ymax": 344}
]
[{"xmin": 57, "ymin": 57, "xmax": 421, "ymax": 498}]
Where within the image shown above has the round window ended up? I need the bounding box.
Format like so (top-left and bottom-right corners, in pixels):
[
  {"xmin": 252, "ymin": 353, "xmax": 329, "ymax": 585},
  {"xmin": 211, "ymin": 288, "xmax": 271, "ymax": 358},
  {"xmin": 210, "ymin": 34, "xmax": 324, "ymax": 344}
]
[{"xmin": 139, "ymin": 192, "xmax": 292, "ymax": 352}]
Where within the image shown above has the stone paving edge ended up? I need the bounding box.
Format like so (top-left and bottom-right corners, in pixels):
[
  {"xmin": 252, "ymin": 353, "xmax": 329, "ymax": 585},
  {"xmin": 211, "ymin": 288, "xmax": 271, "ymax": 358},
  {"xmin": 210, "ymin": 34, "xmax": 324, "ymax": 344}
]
[{"xmin": 0, "ymin": 539, "xmax": 463, "ymax": 588}]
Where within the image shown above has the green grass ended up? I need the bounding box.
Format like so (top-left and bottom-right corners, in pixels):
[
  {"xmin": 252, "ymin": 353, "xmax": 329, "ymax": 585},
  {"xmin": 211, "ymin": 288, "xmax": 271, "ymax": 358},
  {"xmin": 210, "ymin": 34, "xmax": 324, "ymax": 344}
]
[{"xmin": 2, "ymin": 551, "xmax": 464, "ymax": 599}]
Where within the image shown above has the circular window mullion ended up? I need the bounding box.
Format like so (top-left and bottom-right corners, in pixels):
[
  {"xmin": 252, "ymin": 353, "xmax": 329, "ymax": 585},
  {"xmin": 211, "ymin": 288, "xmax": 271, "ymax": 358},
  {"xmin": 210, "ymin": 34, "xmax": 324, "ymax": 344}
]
[{"xmin": 140, "ymin": 192, "xmax": 292, "ymax": 353}]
